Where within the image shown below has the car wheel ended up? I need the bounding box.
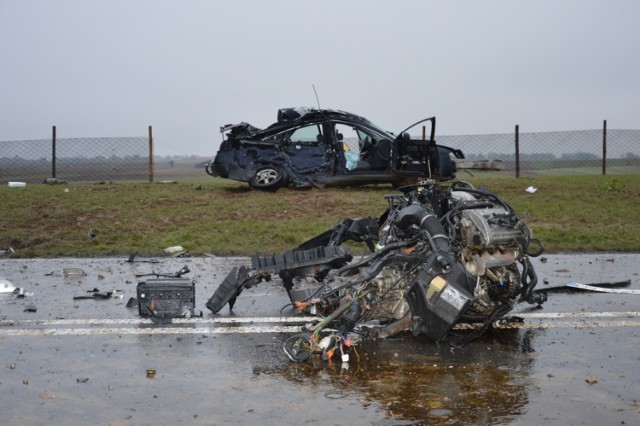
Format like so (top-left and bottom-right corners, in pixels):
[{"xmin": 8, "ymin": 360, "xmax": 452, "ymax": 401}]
[{"xmin": 250, "ymin": 166, "xmax": 287, "ymax": 190}]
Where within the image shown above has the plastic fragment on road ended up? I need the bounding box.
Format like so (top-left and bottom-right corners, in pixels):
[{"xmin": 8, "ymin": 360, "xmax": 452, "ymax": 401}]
[{"xmin": 0, "ymin": 278, "xmax": 16, "ymax": 293}]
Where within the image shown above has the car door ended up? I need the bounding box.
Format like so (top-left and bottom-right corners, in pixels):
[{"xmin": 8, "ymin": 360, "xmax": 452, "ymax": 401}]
[{"xmin": 282, "ymin": 122, "xmax": 334, "ymax": 174}]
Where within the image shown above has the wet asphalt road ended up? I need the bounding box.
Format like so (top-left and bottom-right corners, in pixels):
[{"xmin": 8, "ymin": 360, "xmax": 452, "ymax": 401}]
[{"xmin": 1, "ymin": 254, "xmax": 639, "ymax": 425}]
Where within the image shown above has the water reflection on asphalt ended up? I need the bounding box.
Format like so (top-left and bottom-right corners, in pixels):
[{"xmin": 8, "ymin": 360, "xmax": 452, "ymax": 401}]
[
  {"xmin": 259, "ymin": 330, "xmax": 538, "ymax": 424},
  {"xmin": 0, "ymin": 254, "xmax": 639, "ymax": 425}
]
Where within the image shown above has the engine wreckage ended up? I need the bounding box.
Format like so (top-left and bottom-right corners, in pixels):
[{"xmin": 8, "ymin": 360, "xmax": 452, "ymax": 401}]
[{"xmin": 206, "ymin": 181, "xmax": 547, "ymax": 362}]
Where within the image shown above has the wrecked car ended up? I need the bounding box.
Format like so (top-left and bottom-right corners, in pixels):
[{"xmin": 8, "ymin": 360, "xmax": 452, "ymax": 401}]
[
  {"xmin": 206, "ymin": 181, "xmax": 548, "ymax": 362},
  {"xmin": 205, "ymin": 107, "xmax": 464, "ymax": 190}
]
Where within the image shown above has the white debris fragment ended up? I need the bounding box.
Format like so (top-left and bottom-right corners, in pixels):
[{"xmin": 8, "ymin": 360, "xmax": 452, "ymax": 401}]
[
  {"xmin": 164, "ymin": 246, "xmax": 185, "ymax": 254},
  {"xmin": 0, "ymin": 278, "xmax": 17, "ymax": 293},
  {"xmin": 525, "ymin": 186, "xmax": 537, "ymax": 193}
]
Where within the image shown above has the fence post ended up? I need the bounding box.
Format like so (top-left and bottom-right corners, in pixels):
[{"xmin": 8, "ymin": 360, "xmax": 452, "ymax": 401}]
[
  {"xmin": 148, "ymin": 125, "xmax": 154, "ymax": 182},
  {"xmin": 52, "ymin": 125, "xmax": 57, "ymax": 179},
  {"xmin": 602, "ymin": 120, "xmax": 607, "ymax": 175},
  {"xmin": 515, "ymin": 124, "xmax": 520, "ymax": 178}
]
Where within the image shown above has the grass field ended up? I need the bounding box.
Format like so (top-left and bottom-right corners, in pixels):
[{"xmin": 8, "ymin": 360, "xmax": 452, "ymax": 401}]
[{"xmin": 1, "ymin": 164, "xmax": 639, "ymax": 257}]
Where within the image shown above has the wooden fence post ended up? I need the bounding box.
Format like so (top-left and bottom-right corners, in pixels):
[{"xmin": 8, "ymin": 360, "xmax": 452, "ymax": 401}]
[
  {"xmin": 148, "ymin": 125, "xmax": 154, "ymax": 182},
  {"xmin": 52, "ymin": 125, "xmax": 57, "ymax": 179}
]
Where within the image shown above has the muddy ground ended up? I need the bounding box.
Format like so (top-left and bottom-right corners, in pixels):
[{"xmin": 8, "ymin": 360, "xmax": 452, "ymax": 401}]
[{"xmin": 1, "ymin": 253, "xmax": 639, "ymax": 425}]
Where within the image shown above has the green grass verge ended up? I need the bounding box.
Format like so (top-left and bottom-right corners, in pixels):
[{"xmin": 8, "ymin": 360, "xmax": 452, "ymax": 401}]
[{"xmin": 1, "ymin": 174, "xmax": 638, "ymax": 257}]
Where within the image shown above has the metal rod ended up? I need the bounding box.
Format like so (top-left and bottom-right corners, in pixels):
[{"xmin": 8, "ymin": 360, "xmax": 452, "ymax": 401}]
[
  {"xmin": 52, "ymin": 125, "xmax": 56, "ymax": 178},
  {"xmin": 515, "ymin": 124, "xmax": 520, "ymax": 178}
]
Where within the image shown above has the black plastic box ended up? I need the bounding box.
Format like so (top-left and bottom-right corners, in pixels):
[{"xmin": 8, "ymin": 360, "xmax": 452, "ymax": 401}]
[{"xmin": 136, "ymin": 278, "xmax": 195, "ymax": 318}]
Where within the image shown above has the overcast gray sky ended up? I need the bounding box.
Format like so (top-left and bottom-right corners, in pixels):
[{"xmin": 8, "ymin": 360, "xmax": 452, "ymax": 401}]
[{"xmin": 1, "ymin": 0, "xmax": 638, "ymax": 156}]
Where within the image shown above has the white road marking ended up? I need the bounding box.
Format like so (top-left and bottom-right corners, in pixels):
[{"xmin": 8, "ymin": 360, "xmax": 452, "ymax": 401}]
[
  {"xmin": 0, "ymin": 316, "xmax": 316, "ymax": 326},
  {"xmin": 491, "ymin": 320, "xmax": 640, "ymax": 330},
  {"xmin": 0, "ymin": 325, "xmax": 304, "ymax": 336},
  {"xmin": 0, "ymin": 312, "xmax": 638, "ymax": 337},
  {"xmin": 512, "ymin": 311, "xmax": 640, "ymax": 319}
]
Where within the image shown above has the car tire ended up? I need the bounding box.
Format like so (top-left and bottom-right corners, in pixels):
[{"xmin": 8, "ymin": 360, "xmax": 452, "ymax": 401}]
[{"xmin": 249, "ymin": 165, "xmax": 288, "ymax": 190}]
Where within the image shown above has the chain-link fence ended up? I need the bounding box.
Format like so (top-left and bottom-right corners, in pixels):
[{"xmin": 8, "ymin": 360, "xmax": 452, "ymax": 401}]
[
  {"xmin": 2, "ymin": 125, "xmax": 638, "ymax": 184},
  {"xmin": 0, "ymin": 135, "xmax": 150, "ymax": 184},
  {"xmin": 435, "ymin": 126, "xmax": 640, "ymax": 176}
]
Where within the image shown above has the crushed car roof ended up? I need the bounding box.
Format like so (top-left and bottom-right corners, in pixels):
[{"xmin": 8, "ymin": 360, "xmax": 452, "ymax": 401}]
[{"xmin": 220, "ymin": 107, "xmax": 382, "ymax": 139}]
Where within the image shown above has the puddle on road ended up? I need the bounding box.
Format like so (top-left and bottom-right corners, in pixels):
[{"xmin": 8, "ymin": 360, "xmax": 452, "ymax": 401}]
[{"xmin": 255, "ymin": 331, "xmax": 537, "ymax": 425}]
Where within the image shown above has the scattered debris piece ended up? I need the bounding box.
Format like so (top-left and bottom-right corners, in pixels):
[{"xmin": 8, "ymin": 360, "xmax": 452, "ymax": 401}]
[
  {"xmin": 535, "ymin": 280, "xmax": 632, "ymax": 294},
  {"xmin": 8, "ymin": 181, "xmax": 26, "ymax": 188},
  {"xmin": 135, "ymin": 265, "xmax": 190, "ymax": 279},
  {"xmin": 586, "ymin": 377, "xmax": 598, "ymax": 385},
  {"xmin": 525, "ymin": 186, "xmax": 537, "ymax": 193},
  {"xmin": 126, "ymin": 253, "xmax": 159, "ymax": 264},
  {"xmin": 40, "ymin": 389, "xmax": 55, "ymax": 400},
  {"xmin": 146, "ymin": 369, "xmax": 156, "ymax": 379},
  {"xmin": 164, "ymin": 245, "xmax": 185, "ymax": 254},
  {"xmin": 7, "ymin": 287, "xmax": 34, "ymax": 298},
  {"xmin": 43, "ymin": 178, "xmax": 68, "ymax": 185},
  {"xmin": 1, "ymin": 278, "xmax": 16, "ymax": 293},
  {"xmin": 63, "ymin": 268, "xmax": 86, "ymax": 278},
  {"xmin": 137, "ymin": 277, "xmax": 195, "ymax": 319},
  {"xmin": 0, "ymin": 247, "xmax": 16, "ymax": 256},
  {"xmin": 566, "ymin": 281, "xmax": 640, "ymax": 294},
  {"xmin": 73, "ymin": 289, "xmax": 122, "ymax": 300},
  {"xmin": 24, "ymin": 304, "xmax": 37, "ymax": 312}
]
